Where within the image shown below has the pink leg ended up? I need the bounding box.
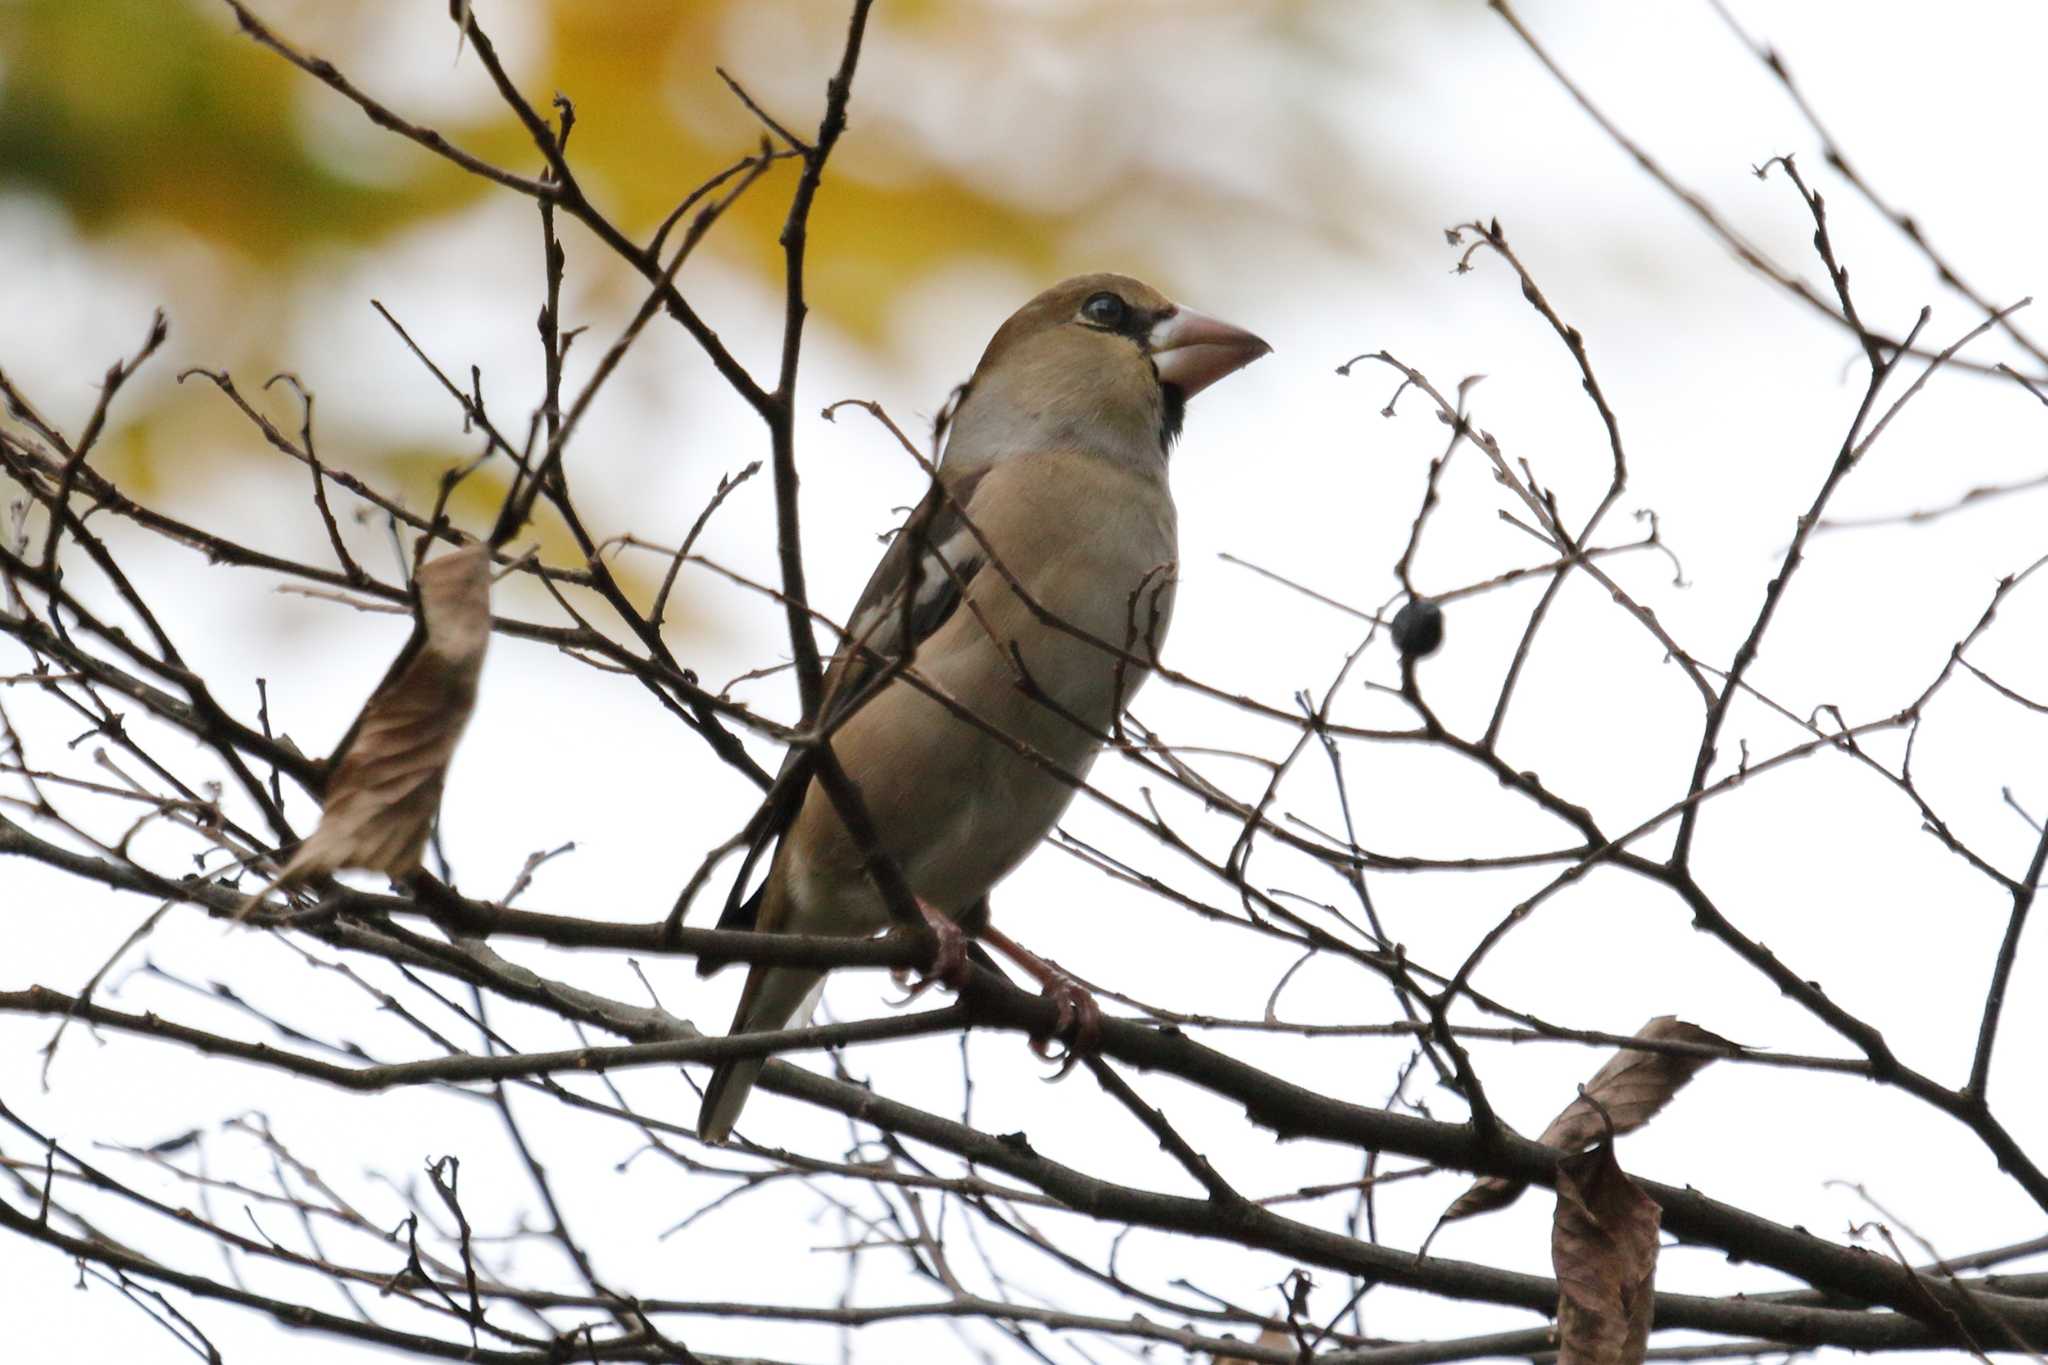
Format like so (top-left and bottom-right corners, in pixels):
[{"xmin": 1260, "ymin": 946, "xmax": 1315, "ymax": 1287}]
[
  {"xmin": 981, "ymin": 925, "xmax": 1102, "ymax": 1071},
  {"xmin": 895, "ymin": 898, "xmax": 972, "ymax": 1000}
]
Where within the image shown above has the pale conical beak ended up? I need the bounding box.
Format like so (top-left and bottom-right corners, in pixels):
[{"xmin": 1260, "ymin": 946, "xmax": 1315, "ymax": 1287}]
[{"xmin": 1149, "ymin": 306, "xmax": 1271, "ymax": 397}]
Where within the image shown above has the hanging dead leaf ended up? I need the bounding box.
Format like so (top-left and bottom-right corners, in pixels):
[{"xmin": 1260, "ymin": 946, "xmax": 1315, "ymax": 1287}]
[
  {"xmin": 238, "ymin": 541, "xmax": 492, "ymax": 915},
  {"xmin": 1552, "ymin": 1131, "xmax": 1660, "ymax": 1365},
  {"xmin": 1438, "ymin": 1017, "xmax": 1730, "ymax": 1224}
]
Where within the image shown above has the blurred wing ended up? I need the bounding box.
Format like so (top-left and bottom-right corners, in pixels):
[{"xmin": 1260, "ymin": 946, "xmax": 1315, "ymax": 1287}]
[
  {"xmin": 825, "ymin": 480, "xmax": 985, "ymax": 721},
  {"xmin": 704, "ymin": 474, "xmax": 987, "ymax": 950}
]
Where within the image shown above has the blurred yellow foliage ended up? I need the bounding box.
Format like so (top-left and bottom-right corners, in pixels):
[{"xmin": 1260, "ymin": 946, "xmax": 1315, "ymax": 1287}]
[
  {"xmin": 0, "ymin": 0, "xmax": 447, "ymax": 253},
  {"xmin": 1, "ymin": 0, "xmax": 1358, "ymax": 330},
  {"xmin": 0, "ymin": 0, "xmax": 1373, "ymax": 618}
]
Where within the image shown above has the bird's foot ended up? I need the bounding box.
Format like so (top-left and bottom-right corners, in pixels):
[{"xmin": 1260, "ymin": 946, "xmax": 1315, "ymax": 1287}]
[
  {"xmin": 1029, "ymin": 973, "xmax": 1102, "ymax": 1078},
  {"xmin": 977, "ymin": 924, "xmax": 1101, "ymax": 1077},
  {"xmin": 891, "ymin": 899, "xmax": 973, "ymax": 1002}
]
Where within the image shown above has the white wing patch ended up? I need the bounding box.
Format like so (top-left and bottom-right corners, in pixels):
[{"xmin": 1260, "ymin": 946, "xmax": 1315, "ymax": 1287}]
[{"xmin": 843, "ymin": 523, "xmax": 982, "ymax": 663}]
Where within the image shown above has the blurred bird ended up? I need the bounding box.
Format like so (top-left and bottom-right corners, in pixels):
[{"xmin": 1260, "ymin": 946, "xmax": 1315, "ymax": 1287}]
[{"xmin": 698, "ymin": 274, "xmax": 1268, "ymax": 1143}]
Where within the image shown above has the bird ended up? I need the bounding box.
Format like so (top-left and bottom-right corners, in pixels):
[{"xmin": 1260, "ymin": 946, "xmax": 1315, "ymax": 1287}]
[{"xmin": 697, "ymin": 273, "xmax": 1269, "ymax": 1144}]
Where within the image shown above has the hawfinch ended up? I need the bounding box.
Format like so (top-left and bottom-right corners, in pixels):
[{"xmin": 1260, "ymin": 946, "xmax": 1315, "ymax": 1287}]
[{"xmin": 698, "ymin": 274, "xmax": 1268, "ymax": 1143}]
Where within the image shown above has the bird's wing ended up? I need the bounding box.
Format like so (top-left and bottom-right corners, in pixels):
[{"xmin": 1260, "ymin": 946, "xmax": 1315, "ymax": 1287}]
[
  {"xmin": 707, "ymin": 471, "xmax": 988, "ymax": 944},
  {"xmin": 824, "ymin": 472, "xmax": 989, "ymax": 722}
]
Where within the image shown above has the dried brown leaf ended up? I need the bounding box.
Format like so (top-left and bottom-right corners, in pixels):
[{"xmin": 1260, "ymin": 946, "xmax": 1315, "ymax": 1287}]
[
  {"xmin": 241, "ymin": 542, "xmax": 492, "ymax": 912},
  {"xmin": 1438, "ymin": 1017, "xmax": 1730, "ymax": 1224},
  {"xmin": 1536, "ymin": 1017, "xmax": 1733, "ymax": 1148},
  {"xmin": 1552, "ymin": 1133, "xmax": 1660, "ymax": 1365}
]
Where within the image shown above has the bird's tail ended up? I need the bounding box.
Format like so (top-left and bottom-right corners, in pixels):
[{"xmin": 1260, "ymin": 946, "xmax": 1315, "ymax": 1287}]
[
  {"xmin": 697, "ymin": 965, "xmax": 825, "ymax": 1144},
  {"xmin": 695, "ymin": 881, "xmax": 766, "ymax": 978}
]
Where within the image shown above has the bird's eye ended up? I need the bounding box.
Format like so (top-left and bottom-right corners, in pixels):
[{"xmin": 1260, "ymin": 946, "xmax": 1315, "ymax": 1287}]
[{"xmin": 1081, "ymin": 291, "xmax": 1128, "ymax": 328}]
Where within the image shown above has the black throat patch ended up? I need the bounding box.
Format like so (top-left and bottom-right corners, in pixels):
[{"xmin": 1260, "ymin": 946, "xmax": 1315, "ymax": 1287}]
[{"xmin": 1158, "ymin": 381, "xmax": 1187, "ymax": 453}]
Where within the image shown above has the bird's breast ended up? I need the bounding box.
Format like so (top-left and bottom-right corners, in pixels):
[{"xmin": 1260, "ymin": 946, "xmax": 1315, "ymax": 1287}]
[{"xmin": 924, "ymin": 452, "xmax": 1177, "ymax": 748}]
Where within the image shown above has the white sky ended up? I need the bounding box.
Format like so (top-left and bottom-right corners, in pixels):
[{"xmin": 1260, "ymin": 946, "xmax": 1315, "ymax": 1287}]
[{"xmin": 5, "ymin": 2, "xmax": 2047, "ymax": 1362}]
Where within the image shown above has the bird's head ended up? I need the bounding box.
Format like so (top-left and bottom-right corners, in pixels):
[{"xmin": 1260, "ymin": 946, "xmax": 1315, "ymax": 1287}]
[{"xmin": 942, "ymin": 273, "xmax": 1269, "ymax": 475}]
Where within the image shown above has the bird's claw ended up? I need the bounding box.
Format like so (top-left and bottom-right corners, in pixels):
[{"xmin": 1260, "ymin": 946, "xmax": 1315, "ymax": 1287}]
[
  {"xmin": 891, "ymin": 902, "xmax": 972, "ymax": 1002},
  {"xmin": 1029, "ymin": 976, "xmax": 1102, "ymax": 1078}
]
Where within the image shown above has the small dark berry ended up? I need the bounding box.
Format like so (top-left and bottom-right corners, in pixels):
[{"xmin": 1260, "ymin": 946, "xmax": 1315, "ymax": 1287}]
[{"xmin": 1392, "ymin": 598, "xmax": 1444, "ymax": 659}]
